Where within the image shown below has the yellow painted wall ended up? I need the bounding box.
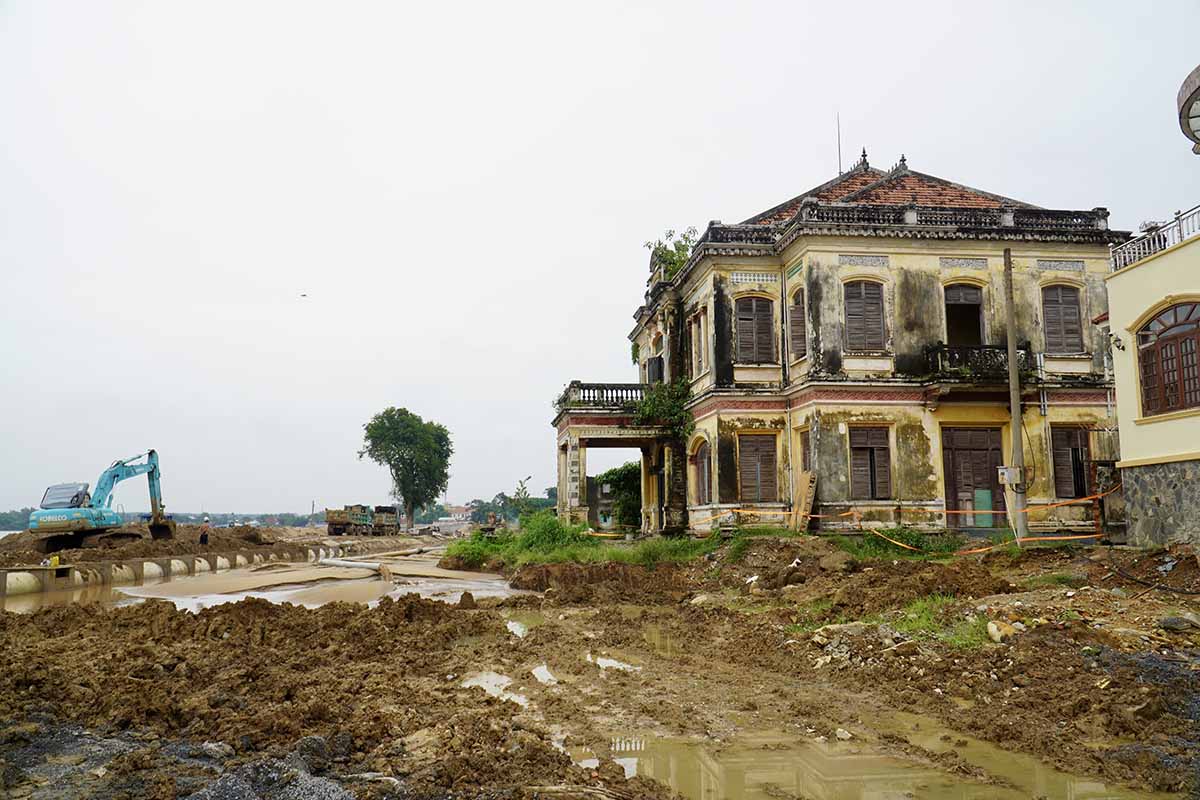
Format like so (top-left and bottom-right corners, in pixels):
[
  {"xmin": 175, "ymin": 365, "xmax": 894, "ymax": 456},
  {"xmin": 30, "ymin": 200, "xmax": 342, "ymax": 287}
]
[{"xmin": 1106, "ymin": 237, "xmax": 1200, "ymax": 466}]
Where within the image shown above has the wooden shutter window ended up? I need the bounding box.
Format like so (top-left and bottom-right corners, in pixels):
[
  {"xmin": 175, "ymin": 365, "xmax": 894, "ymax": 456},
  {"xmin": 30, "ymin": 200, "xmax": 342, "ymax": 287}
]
[
  {"xmin": 800, "ymin": 429, "xmax": 811, "ymax": 472},
  {"xmin": 845, "ymin": 281, "xmax": 885, "ymax": 352},
  {"xmin": 736, "ymin": 297, "xmax": 774, "ymax": 363},
  {"xmin": 1042, "ymin": 286, "xmax": 1083, "ymax": 354},
  {"xmin": 849, "ymin": 427, "xmax": 890, "ymax": 499},
  {"xmin": 738, "ymin": 435, "xmax": 777, "ymax": 503},
  {"xmin": 789, "ymin": 290, "xmax": 807, "ymax": 359},
  {"xmin": 1051, "ymin": 427, "xmax": 1089, "ymax": 498}
]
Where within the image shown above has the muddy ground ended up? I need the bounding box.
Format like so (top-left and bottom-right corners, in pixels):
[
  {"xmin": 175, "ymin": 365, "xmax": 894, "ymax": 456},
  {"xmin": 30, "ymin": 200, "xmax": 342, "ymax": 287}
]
[
  {"xmin": 1, "ymin": 536, "xmax": 1198, "ymax": 799},
  {"xmin": 0, "ymin": 524, "xmax": 407, "ymax": 569}
]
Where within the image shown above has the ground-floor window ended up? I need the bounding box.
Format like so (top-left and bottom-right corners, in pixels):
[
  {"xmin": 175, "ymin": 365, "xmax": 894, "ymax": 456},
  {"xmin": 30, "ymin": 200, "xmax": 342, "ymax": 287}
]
[
  {"xmin": 799, "ymin": 429, "xmax": 811, "ymax": 472},
  {"xmin": 1051, "ymin": 426, "xmax": 1090, "ymax": 498},
  {"xmin": 738, "ymin": 434, "xmax": 777, "ymax": 502},
  {"xmin": 849, "ymin": 427, "xmax": 891, "ymax": 499}
]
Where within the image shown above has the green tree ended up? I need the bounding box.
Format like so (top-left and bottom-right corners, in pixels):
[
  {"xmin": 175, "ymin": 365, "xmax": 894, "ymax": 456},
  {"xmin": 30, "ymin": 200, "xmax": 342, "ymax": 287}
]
[
  {"xmin": 359, "ymin": 408, "xmax": 452, "ymax": 530},
  {"xmin": 596, "ymin": 461, "xmax": 641, "ymax": 529},
  {"xmin": 644, "ymin": 227, "xmax": 699, "ymax": 280}
]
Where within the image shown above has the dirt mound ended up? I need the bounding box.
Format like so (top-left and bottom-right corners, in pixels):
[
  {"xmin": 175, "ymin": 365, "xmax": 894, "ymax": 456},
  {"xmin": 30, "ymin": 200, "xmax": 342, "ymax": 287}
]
[
  {"xmin": 509, "ymin": 562, "xmax": 688, "ymax": 603},
  {"xmin": 0, "ymin": 524, "xmax": 286, "ymax": 568},
  {"xmin": 0, "ymin": 595, "xmax": 675, "ymax": 798},
  {"xmin": 827, "ymin": 559, "xmax": 1016, "ymax": 616},
  {"xmin": 829, "ymin": 623, "xmax": 1200, "ymax": 793}
]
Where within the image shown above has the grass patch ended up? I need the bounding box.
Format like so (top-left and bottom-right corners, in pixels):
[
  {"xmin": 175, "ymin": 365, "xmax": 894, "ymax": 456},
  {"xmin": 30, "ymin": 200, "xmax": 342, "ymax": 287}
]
[
  {"xmin": 887, "ymin": 594, "xmax": 990, "ymax": 649},
  {"xmin": 726, "ymin": 537, "xmax": 751, "ymax": 564},
  {"xmin": 785, "ymin": 598, "xmax": 837, "ymax": 634},
  {"xmin": 830, "ymin": 528, "xmax": 964, "ymax": 561},
  {"xmin": 445, "ymin": 511, "xmax": 719, "ymax": 570},
  {"xmin": 1023, "ymin": 571, "xmax": 1088, "ymax": 590}
]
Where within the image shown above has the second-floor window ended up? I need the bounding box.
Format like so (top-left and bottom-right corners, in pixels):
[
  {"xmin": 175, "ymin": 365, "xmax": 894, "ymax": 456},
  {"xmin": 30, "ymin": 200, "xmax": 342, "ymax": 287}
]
[
  {"xmin": 690, "ymin": 312, "xmax": 706, "ymax": 376},
  {"xmin": 1138, "ymin": 302, "xmax": 1200, "ymax": 415},
  {"xmin": 844, "ymin": 281, "xmax": 886, "ymax": 351},
  {"xmin": 736, "ymin": 296, "xmax": 775, "ymax": 363},
  {"xmin": 789, "ymin": 290, "xmax": 808, "ymax": 359},
  {"xmin": 1042, "ymin": 285, "xmax": 1084, "ymax": 354}
]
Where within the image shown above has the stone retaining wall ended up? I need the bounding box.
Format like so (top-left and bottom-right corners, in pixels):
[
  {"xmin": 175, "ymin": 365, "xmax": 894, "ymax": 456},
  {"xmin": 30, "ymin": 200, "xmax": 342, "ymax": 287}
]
[{"xmin": 1122, "ymin": 458, "xmax": 1200, "ymax": 546}]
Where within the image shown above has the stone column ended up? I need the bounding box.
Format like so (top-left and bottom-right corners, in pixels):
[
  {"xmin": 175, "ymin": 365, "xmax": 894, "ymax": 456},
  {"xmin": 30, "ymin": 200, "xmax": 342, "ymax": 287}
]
[
  {"xmin": 563, "ymin": 435, "xmax": 589, "ymax": 525},
  {"xmin": 661, "ymin": 440, "xmax": 690, "ymax": 534}
]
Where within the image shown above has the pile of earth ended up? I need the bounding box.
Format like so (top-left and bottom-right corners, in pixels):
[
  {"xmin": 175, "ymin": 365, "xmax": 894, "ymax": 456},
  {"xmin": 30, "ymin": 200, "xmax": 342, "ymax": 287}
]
[
  {"xmin": 0, "ymin": 524, "xmax": 284, "ymax": 569},
  {"xmin": 0, "ymin": 596, "xmax": 674, "ymax": 799},
  {"xmin": 509, "ymin": 562, "xmax": 690, "ymax": 604}
]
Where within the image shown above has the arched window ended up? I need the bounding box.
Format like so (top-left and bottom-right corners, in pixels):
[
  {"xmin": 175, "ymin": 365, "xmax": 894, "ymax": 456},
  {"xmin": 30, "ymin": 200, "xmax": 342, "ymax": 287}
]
[
  {"xmin": 789, "ymin": 290, "xmax": 807, "ymax": 359},
  {"xmin": 694, "ymin": 441, "xmax": 711, "ymax": 505},
  {"xmin": 735, "ymin": 296, "xmax": 774, "ymax": 363},
  {"xmin": 1137, "ymin": 302, "xmax": 1200, "ymax": 415},
  {"xmin": 1042, "ymin": 285, "xmax": 1084, "ymax": 354},
  {"xmin": 844, "ymin": 281, "xmax": 885, "ymax": 351}
]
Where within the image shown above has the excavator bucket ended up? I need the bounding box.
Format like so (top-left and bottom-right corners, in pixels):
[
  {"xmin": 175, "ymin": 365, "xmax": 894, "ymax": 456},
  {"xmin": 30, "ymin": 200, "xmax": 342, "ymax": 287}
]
[{"xmin": 148, "ymin": 518, "xmax": 176, "ymax": 540}]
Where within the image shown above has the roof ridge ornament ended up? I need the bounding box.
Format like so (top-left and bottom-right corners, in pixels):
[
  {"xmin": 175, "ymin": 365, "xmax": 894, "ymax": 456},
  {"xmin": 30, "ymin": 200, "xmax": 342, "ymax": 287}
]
[{"xmin": 856, "ymin": 147, "xmax": 869, "ymax": 170}]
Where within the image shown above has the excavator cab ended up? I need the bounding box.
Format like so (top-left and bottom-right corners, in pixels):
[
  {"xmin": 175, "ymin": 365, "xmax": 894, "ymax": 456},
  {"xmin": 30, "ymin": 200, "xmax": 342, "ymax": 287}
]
[{"xmin": 40, "ymin": 483, "xmax": 91, "ymax": 509}]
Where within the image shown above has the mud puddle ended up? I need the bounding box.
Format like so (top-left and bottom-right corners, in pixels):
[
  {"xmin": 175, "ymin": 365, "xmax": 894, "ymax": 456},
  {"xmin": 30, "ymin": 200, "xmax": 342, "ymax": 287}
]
[
  {"xmin": 461, "ymin": 671, "xmax": 530, "ymax": 707},
  {"xmin": 0, "ymin": 581, "xmax": 154, "ymax": 614},
  {"xmin": 504, "ymin": 610, "xmax": 547, "ymax": 638},
  {"xmin": 568, "ymin": 728, "xmax": 1171, "ymax": 800}
]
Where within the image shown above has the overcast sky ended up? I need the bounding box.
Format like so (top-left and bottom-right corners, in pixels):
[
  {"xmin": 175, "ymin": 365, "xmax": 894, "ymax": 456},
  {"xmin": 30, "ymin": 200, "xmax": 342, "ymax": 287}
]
[{"xmin": 2, "ymin": 1, "xmax": 1199, "ymax": 515}]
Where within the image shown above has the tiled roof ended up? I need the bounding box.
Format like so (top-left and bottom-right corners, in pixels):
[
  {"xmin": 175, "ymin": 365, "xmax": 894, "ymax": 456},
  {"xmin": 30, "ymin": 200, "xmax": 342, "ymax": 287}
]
[{"xmin": 742, "ymin": 153, "xmax": 1035, "ymax": 225}]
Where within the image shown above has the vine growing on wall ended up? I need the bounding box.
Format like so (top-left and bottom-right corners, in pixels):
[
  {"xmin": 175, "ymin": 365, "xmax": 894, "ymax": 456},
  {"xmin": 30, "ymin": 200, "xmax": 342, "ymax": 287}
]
[
  {"xmin": 635, "ymin": 378, "xmax": 694, "ymax": 442},
  {"xmin": 630, "ymin": 342, "xmax": 639, "ymax": 365}
]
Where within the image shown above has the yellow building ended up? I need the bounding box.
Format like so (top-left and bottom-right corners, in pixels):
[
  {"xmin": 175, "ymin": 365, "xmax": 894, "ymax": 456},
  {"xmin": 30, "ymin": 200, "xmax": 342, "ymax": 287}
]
[
  {"xmin": 555, "ymin": 153, "xmax": 1128, "ymax": 535},
  {"xmin": 1106, "ymin": 204, "xmax": 1200, "ymax": 545}
]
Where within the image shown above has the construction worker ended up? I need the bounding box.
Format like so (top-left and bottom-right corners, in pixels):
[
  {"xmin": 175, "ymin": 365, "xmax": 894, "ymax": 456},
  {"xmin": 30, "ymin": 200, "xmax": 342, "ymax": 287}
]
[{"xmin": 199, "ymin": 516, "xmax": 211, "ymax": 546}]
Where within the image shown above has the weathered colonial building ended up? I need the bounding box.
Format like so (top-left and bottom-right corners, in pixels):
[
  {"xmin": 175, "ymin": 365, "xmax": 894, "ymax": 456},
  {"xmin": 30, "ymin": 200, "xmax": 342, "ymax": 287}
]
[{"xmin": 555, "ymin": 153, "xmax": 1128, "ymax": 534}]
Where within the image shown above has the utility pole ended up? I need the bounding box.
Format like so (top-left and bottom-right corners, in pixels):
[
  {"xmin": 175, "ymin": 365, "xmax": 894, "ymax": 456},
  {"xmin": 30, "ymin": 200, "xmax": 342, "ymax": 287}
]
[{"xmin": 1003, "ymin": 248, "xmax": 1028, "ymax": 546}]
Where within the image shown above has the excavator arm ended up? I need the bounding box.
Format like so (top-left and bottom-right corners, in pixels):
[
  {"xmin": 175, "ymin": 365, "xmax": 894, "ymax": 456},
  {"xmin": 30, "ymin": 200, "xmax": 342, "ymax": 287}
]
[{"xmin": 92, "ymin": 450, "xmax": 175, "ymax": 539}]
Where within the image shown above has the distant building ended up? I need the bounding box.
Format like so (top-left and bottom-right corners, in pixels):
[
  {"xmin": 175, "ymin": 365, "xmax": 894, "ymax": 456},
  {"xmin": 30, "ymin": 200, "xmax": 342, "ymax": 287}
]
[{"xmin": 443, "ymin": 505, "xmax": 470, "ymax": 521}]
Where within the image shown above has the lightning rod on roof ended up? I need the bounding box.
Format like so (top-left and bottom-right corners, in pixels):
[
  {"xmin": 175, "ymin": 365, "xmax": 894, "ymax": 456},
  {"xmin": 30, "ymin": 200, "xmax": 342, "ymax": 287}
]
[{"xmin": 836, "ymin": 112, "xmax": 842, "ymax": 174}]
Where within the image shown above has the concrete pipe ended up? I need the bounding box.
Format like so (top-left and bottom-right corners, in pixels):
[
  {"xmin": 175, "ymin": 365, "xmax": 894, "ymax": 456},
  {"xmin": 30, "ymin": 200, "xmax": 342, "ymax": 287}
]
[
  {"xmin": 235, "ymin": 555, "xmax": 249, "ymax": 567},
  {"xmin": 194, "ymin": 559, "xmax": 211, "ymax": 573},
  {"xmin": 307, "ymin": 549, "xmax": 317, "ymax": 563},
  {"xmin": 216, "ymin": 556, "xmax": 231, "ymax": 571},
  {"xmin": 268, "ymin": 553, "xmax": 277, "ymax": 562},
  {"xmin": 143, "ymin": 562, "xmax": 165, "ymax": 580},
  {"xmin": 110, "ymin": 565, "xmax": 136, "ymax": 585},
  {"xmin": 4, "ymin": 572, "xmax": 40, "ymax": 596},
  {"xmin": 170, "ymin": 559, "xmax": 189, "ymax": 576}
]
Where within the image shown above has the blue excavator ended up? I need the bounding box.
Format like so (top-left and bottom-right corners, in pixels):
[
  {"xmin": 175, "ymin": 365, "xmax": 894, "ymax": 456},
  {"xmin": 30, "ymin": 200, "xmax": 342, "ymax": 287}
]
[{"xmin": 28, "ymin": 449, "xmax": 176, "ymax": 552}]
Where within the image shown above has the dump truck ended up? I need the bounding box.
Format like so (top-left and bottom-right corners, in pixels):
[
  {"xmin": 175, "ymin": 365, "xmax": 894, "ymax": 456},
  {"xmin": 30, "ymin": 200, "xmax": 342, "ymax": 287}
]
[
  {"xmin": 325, "ymin": 504, "xmax": 373, "ymax": 536},
  {"xmin": 372, "ymin": 505, "xmax": 400, "ymax": 535}
]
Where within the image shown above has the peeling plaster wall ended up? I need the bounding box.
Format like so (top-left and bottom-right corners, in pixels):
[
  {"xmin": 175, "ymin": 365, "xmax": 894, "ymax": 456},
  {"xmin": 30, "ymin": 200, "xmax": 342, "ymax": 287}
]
[{"xmin": 785, "ymin": 401, "xmax": 1112, "ymax": 528}]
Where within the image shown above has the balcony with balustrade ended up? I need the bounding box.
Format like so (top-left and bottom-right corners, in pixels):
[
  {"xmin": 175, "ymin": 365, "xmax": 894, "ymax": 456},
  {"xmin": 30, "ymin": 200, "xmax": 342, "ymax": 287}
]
[
  {"xmin": 1110, "ymin": 204, "xmax": 1200, "ymax": 271},
  {"xmin": 924, "ymin": 343, "xmax": 1031, "ymax": 384}
]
